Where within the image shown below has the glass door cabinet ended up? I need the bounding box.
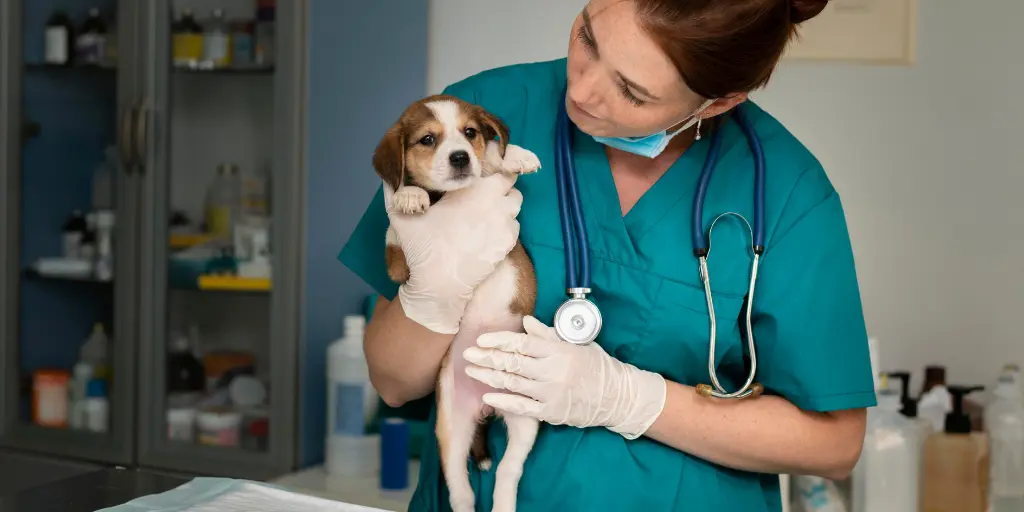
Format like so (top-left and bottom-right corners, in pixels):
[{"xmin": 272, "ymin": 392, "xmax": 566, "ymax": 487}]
[
  {"xmin": 0, "ymin": 0, "xmax": 139, "ymax": 466},
  {"xmin": 1, "ymin": 0, "xmax": 305, "ymax": 479}
]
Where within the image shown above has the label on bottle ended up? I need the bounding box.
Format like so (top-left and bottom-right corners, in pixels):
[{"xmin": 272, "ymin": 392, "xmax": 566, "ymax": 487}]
[
  {"xmin": 332, "ymin": 382, "xmax": 368, "ymax": 436},
  {"xmin": 45, "ymin": 27, "xmax": 68, "ymax": 64},
  {"xmin": 207, "ymin": 206, "xmax": 232, "ymax": 237},
  {"xmin": 173, "ymin": 34, "xmax": 204, "ymax": 66},
  {"xmin": 204, "ymin": 33, "xmax": 231, "ymax": 67},
  {"xmin": 76, "ymin": 33, "xmax": 104, "ymax": 64}
]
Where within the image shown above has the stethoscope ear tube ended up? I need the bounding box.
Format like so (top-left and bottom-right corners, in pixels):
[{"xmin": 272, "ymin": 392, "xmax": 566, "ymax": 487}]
[
  {"xmin": 691, "ymin": 106, "xmax": 768, "ymax": 401},
  {"xmin": 555, "ymin": 98, "xmax": 579, "ymax": 289}
]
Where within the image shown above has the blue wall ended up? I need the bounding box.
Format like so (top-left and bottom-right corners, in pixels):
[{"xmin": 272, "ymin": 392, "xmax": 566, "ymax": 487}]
[{"xmin": 301, "ymin": 0, "xmax": 429, "ymax": 467}]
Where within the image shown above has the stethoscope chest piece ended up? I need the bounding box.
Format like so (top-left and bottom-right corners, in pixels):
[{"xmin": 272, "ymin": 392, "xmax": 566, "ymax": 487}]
[{"xmin": 554, "ymin": 290, "xmax": 602, "ymax": 345}]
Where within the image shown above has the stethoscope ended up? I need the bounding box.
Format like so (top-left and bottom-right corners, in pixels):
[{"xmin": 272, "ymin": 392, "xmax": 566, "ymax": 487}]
[{"xmin": 552, "ymin": 91, "xmax": 766, "ymax": 400}]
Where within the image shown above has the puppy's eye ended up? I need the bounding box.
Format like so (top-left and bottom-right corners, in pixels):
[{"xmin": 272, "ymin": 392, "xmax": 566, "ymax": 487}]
[
  {"xmin": 418, "ymin": 134, "xmax": 435, "ymax": 146},
  {"xmin": 463, "ymin": 127, "xmax": 478, "ymax": 139}
]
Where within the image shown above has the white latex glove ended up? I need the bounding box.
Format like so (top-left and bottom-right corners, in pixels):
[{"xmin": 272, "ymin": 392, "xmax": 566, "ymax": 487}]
[
  {"xmin": 462, "ymin": 316, "xmax": 667, "ymax": 440},
  {"xmin": 384, "ymin": 172, "xmax": 523, "ymax": 334}
]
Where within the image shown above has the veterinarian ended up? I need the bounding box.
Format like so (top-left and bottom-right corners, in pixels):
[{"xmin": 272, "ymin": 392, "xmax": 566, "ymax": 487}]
[{"xmin": 340, "ymin": 0, "xmax": 874, "ymax": 510}]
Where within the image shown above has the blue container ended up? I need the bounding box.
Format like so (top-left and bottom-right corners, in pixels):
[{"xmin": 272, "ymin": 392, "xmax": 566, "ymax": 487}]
[{"xmin": 380, "ymin": 418, "xmax": 410, "ymax": 490}]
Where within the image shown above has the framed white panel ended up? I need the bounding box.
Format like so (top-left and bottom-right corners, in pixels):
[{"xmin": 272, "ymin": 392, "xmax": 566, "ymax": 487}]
[{"xmin": 784, "ymin": 0, "xmax": 918, "ymax": 64}]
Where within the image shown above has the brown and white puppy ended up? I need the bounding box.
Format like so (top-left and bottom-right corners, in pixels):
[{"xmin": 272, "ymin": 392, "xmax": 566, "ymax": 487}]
[{"xmin": 373, "ymin": 94, "xmax": 541, "ymax": 512}]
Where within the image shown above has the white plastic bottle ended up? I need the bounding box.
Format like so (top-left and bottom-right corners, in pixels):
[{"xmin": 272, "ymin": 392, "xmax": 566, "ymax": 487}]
[
  {"xmin": 326, "ymin": 315, "xmax": 380, "ymax": 476},
  {"xmin": 852, "ymin": 373, "xmax": 921, "ymax": 512},
  {"xmin": 81, "ymin": 323, "xmax": 110, "ymax": 380},
  {"xmin": 986, "ymin": 373, "xmax": 1024, "ymax": 511},
  {"xmin": 84, "ymin": 378, "xmax": 109, "ymax": 433},
  {"xmin": 69, "ymin": 362, "xmax": 94, "ymax": 429}
]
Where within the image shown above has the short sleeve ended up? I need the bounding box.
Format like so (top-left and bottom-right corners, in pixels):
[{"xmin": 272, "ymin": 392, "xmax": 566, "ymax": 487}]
[
  {"xmin": 337, "ymin": 81, "xmax": 479, "ymax": 300},
  {"xmin": 338, "ymin": 187, "xmax": 398, "ymax": 299},
  {"xmin": 753, "ymin": 188, "xmax": 877, "ymax": 412}
]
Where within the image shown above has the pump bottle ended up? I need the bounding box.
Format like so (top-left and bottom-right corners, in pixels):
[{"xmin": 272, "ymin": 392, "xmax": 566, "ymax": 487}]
[
  {"xmin": 921, "ymin": 384, "xmax": 989, "ymax": 512},
  {"xmin": 985, "ymin": 373, "xmax": 1024, "ymax": 511},
  {"xmin": 852, "ymin": 373, "xmax": 922, "ymax": 512}
]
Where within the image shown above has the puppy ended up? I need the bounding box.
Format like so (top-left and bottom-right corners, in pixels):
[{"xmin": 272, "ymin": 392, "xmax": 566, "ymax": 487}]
[{"xmin": 373, "ymin": 94, "xmax": 541, "ymax": 512}]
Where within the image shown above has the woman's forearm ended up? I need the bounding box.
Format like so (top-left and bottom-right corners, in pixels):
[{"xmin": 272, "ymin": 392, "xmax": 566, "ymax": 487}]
[
  {"xmin": 364, "ymin": 295, "xmax": 453, "ymax": 407},
  {"xmin": 644, "ymin": 381, "xmax": 867, "ymax": 480}
]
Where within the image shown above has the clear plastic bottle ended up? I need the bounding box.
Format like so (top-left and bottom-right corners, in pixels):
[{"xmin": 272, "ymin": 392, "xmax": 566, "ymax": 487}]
[
  {"xmin": 202, "ymin": 8, "xmax": 231, "ymax": 69},
  {"xmin": 80, "ymin": 323, "xmax": 110, "ymax": 382},
  {"xmin": 204, "ymin": 163, "xmax": 241, "ymax": 238},
  {"xmin": 853, "ymin": 373, "xmax": 922, "ymax": 512},
  {"xmin": 986, "ymin": 373, "xmax": 1024, "ymax": 511}
]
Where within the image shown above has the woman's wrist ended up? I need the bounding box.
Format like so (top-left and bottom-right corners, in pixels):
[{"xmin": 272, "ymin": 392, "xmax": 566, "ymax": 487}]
[
  {"xmin": 606, "ymin": 363, "xmax": 668, "ymax": 440},
  {"xmin": 397, "ymin": 281, "xmax": 471, "ymax": 335}
]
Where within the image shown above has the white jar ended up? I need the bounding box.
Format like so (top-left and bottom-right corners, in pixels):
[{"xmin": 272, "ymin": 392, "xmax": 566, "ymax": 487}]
[
  {"xmin": 167, "ymin": 408, "xmax": 197, "ymax": 442},
  {"xmin": 196, "ymin": 409, "xmax": 242, "ymax": 447}
]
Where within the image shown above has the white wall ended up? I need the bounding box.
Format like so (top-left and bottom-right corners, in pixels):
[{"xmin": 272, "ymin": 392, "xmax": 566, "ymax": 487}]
[{"xmin": 428, "ymin": 0, "xmax": 1024, "ymax": 391}]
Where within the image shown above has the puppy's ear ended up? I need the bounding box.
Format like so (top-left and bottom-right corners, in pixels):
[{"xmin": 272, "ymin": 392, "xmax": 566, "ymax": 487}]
[
  {"xmin": 372, "ymin": 124, "xmax": 405, "ymax": 191},
  {"xmin": 475, "ymin": 107, "xmax": 510, "ymax": 158}
]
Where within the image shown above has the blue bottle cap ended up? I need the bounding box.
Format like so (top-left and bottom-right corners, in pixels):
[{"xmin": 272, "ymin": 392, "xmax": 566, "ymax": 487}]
[{"xmin": 86, "ymin": 378, "xmax": 107, "ymax": 398}]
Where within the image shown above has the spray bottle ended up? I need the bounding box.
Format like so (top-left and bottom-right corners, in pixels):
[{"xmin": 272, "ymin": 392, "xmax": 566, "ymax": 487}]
[
  {"xmin": 889, "ymin": 370, "xmax": 934, "ymax": 440},
  {"xmin": 922, "ymin": 384, "xmax": 989, "ymax": 512},
  {"xmin": 852, "ymin": 373, "xmax": 922, "ymax": 512},
  {"xmin": 985, "ymin": 373, "xmax": 1024, "ymax": 511},
  {"xmin": 918, "ymin": 366, "xmax": 953, "ymax": 433}
]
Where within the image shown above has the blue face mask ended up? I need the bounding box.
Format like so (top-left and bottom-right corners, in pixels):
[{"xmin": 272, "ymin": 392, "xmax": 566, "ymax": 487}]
[{"xmin": 592, "ymin": 99, "xmax": 715, "ymax": 158}]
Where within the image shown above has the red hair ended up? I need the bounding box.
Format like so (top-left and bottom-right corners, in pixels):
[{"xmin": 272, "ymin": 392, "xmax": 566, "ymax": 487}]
[{"xmin": 633, "ymin": 0, "xmax": 829, "ymax": 98}]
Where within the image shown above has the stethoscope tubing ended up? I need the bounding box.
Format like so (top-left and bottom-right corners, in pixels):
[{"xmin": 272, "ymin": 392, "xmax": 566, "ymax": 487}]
[{"xmin": 555, "ymin": 90, "xmax": 766, "ymax": 399}]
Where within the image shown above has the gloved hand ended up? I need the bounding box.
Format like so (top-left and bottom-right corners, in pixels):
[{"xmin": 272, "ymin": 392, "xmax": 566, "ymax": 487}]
[
  {"xmin": 383, "ymin": 172, "xmax": 523, "ymax": 334},
  {"xmin": 462, "ymin": 316, "xmax": 667, "ymax": 440}
]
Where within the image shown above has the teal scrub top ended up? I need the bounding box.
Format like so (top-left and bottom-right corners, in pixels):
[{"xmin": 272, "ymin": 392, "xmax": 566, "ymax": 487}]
[{"xmin": 339, "ymin": 58, "xmax": 876, "ymax": 512}]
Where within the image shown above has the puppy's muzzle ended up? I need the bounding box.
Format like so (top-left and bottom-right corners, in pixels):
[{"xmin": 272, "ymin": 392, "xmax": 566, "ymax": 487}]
[{"xmin": 449, "ymin": 150, "xmax": 471, "ymax": 179}]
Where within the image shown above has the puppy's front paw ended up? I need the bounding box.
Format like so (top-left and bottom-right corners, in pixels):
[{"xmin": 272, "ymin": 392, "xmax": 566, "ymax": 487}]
[
  {"xmin": 501, "ymin": 145, "xmax": 541, "ymax": 175},
  {"xmin": 392, "ymin": 186, "xmax": 430, "ymax": 214}
]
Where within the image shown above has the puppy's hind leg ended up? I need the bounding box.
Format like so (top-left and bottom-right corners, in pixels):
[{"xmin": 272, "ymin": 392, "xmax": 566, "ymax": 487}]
[
  {"xmin": 438, "ymin": 364, "xmax": 481, "ymax": 512},
  {"xmin": 491, "ymin": 414, "xmax": 539, "ymax": 512}
]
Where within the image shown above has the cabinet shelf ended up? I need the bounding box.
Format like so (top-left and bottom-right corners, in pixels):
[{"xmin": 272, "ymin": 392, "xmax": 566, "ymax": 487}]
[
  {"xmin": 23, "ymin": 267, "xmax": 113, "ymax": 285},
  {"xmin": 25, "ymin": 62, "xmax": 117, "ymax": 72},
  {"xmin": 197, "ymin": 275, "xmax": 271, "ymax": 292},
  {"xmin": 173, "ymin": 65, "xmax": 275, "ymax": 75},
  {"xmin": 169, "ymin": 233, "xmax": 217, "ymax": 250}
]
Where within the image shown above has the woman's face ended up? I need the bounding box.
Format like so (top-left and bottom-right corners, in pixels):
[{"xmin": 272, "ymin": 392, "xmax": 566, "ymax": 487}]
[{"xmin": 566, "ymin": 0, "xmax": 715, "ymax": 138}]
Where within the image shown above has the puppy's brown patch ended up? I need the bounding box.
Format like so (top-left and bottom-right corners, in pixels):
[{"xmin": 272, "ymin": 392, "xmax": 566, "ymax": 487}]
[
  {"xmin": 385, "ymin": 245, "xmax": 410, "ymax": 284},
  {"xmin": 372, "ymin": 101, "xmax": 438, "ymax": 191},
  {"xmin": 507, "ymin": 242, "xmax": 537, "ymax": 317}
]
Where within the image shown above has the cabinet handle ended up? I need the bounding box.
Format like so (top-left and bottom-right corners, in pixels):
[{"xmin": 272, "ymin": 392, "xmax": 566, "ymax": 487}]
[
  {"xmin": 119, "ymin": 106, "xmax": 136, "ymax": 172},
  {"xmin": 133, "ymin": 103, "xmax": 149, "ymax": 174}
]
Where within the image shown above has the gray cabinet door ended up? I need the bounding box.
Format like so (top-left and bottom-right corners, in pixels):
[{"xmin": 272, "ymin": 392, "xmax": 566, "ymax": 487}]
[
  {"xmin": 135, "ymin": 0, "xmax": 303, "ymax": 480},
  {"xmin": 0, "ymin": 0, "xmax": 141, "ymax": 466}
]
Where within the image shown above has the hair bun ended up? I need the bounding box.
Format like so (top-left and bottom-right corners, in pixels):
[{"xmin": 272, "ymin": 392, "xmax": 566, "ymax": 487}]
[{"xmin": 790, "ymin": 0, "xmax": 828, "ymax": 24}]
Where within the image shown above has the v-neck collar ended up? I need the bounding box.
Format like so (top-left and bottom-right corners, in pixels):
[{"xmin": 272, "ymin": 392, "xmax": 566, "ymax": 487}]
[{"xmin": 571, "ymin": 125, "xmax": 713, "ymax": 255}]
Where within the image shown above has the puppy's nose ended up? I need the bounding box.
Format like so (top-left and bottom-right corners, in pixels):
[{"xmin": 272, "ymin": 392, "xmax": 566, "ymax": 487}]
[{"xmin": 449, "ymin": 150, "xmax": 470, "ymax": 169}]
